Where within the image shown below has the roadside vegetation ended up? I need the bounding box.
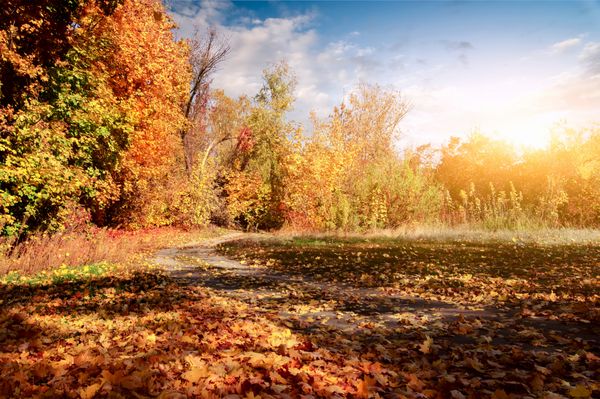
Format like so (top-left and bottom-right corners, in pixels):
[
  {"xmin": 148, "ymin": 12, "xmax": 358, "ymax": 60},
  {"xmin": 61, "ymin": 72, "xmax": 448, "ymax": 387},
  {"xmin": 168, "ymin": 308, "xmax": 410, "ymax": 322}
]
[
  {"xmin": 0, "ymin": 225, "xmax": 223, "ymax": 276},
  {"xmin": 2, "ymin": 0, "xmax": 600, "ymax": 246}
]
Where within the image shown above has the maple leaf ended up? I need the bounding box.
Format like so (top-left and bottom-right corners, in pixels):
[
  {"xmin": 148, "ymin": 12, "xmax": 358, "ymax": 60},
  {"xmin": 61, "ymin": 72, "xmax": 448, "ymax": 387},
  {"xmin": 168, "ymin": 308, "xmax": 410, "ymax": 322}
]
[{"xmin": 182, "ymin": 358, "xmax": 210, "ymax": 383}]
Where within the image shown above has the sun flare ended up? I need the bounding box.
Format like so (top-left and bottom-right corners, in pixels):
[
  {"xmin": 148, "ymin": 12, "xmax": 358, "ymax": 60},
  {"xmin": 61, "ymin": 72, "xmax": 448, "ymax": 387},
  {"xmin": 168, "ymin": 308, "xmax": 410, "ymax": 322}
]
[{"xmin": 494, "ymin": 119, "xmax": 555, "ymax": 149}]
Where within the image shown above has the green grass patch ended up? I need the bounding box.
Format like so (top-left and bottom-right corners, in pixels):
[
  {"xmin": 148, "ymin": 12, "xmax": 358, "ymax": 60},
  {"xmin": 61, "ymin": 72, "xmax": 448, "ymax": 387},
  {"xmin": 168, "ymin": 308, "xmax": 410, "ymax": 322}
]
[{"xmin": 0, "ymin": 261, "xmax": 115, "ymax": 286}]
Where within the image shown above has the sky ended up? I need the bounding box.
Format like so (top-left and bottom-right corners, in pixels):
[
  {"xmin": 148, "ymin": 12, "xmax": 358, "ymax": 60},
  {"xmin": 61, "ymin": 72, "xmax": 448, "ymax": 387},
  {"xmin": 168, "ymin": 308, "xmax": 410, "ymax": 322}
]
[{"xmin": 168, "ymin": 0, "xmax": 600, "ymax": 148}]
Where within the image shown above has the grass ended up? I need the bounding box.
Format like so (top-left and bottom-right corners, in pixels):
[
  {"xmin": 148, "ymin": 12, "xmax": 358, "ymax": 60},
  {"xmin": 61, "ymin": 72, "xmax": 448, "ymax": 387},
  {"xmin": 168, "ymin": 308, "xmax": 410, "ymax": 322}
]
[
  {"xmin": 275, "ymin": 225, "xmax": 600, "ymax": 245},
  {"xmin": 0, "ymin": 225, "xmax": 226, "ymax": 276},
  {"xmin": 0, "ymin": 262, "xmax": 115, "ymax": 287}
]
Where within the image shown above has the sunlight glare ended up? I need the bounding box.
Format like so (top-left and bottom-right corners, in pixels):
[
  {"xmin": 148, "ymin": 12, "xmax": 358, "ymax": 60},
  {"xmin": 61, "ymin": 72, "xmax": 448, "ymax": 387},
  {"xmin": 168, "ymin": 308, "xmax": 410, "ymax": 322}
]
[{"xmin": 494, "ymin": 117, "xmax": 555, "ymax": 149}]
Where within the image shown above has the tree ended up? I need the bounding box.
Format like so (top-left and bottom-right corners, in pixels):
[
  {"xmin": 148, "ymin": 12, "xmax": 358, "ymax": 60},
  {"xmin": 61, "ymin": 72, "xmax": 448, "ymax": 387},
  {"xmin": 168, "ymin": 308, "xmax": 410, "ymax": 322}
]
[
  {"xmin": 97, "ymin": 0, "xmax": 191, "ymax": 227},
  {"xmin": 335, "ymin": 83, "xmax": 410, "ymax": 164},
  {"xmin": 223, "ymin": 61, "xmax": 298, "ymax": 229},
  {"xmin": 0, "ymin": 0, "xmax": 191, "ymax": 235},
  {"xmin": 0, "ymin": 0, "xmax": 127, "ymax": 237},
  {"xmin": 283, "ymin": 84, "xmax": 422, "ymax": 230},
  {"xmin": 435, "ymin": 133, "xmax": 518, "ymax": 199},
  {"xmin": 181, "ymin": 28, "xmax": 230, "ymax": 175}
]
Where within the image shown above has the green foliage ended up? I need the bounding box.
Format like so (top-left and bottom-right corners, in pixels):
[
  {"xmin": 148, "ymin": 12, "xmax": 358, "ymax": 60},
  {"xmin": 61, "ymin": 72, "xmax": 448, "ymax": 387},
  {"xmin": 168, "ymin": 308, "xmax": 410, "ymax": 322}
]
[
  {"xmin": 0, "ymin": 19, "xmax": 132, "ymax": 237},
  {"xmin": 0, "ymin": 261, "xmax": 113, "ymax": 286},
  {"xmin": 0, "ymin": 0, "xmax": 189, "ymax": 236},
  {"xmin": 353, "ymin": 157, "xmax": 443, "ymax": 229}
]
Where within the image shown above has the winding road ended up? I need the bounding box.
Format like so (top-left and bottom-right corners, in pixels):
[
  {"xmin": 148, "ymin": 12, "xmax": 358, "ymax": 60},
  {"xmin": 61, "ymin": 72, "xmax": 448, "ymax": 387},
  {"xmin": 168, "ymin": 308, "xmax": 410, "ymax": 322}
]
[
  {"xmin": 152, "ymin": 232, "xmax": 598, "ymax": 354},
  {"xmin": 154, "ymin": 233, "xmax": 509, "ymax": 334}
]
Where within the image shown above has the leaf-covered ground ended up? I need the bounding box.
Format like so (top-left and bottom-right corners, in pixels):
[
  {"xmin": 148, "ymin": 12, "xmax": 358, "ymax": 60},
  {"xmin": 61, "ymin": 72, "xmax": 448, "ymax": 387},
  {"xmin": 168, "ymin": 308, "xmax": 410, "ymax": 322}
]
[
  {"xmin": 214, "ymin": 235, "xmax": 599, "ymax": 398},
  {"xmin": 0, "ymin": 234, "xmax": 598, "ymax": 398}
]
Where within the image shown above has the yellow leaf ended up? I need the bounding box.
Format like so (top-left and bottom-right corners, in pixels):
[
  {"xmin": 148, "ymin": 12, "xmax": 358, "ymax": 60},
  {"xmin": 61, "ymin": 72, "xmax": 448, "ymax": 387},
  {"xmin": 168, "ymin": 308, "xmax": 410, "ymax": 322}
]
[
  {"xmin": 419, "ymin": 335, "xmax": 433, "ymax": 354},
  {"xmin": 79, "ymin": 382, "xmax": 102, "ymax": 399},
  {"xmin": 569, "ymin": 385, "xmax": 592, "ymax": 399},
  {"xmin": 182, "ymin": 358, "xmax": 210, "ymax": 383},
  {"xmin": 146, "ymin": 333, "xmax": 157, "ymax": 344}
]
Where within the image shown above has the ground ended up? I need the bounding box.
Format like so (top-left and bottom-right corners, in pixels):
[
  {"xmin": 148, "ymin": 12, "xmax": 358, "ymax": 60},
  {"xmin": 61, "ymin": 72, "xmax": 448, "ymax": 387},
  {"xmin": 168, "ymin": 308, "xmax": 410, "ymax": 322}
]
[{"xmin": 0, "ymin": 231, "xmax": 598, "ymax": 398}]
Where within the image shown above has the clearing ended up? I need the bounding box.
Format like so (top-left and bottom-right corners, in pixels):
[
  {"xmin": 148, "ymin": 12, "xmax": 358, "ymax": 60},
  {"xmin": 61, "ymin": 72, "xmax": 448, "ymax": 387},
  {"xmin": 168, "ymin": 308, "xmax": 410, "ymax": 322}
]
[{"xmin": 0, "ymin": 231, "xmax": 598, "ymax": 398}]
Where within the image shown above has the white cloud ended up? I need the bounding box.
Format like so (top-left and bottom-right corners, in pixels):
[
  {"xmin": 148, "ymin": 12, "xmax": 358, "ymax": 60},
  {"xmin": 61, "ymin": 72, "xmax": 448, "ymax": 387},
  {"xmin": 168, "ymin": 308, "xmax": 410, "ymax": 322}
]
[
  {"xmin": 170, "ymin": 2, "xmax": 384, "ymax": 123},
  {"xmin": 549, "ymin": 37, "xmax": 582, "ymax": 54},
  {"xmin": 169, "ymin": 2, "xmax": 598, "ymax": 149},
  {"xmin": 580, "ymin": 42, "xmax": 600, "ymax": 76},
  {"xmin": 171, "ymin": 0, "xmax": 232, "ymax": 38}
]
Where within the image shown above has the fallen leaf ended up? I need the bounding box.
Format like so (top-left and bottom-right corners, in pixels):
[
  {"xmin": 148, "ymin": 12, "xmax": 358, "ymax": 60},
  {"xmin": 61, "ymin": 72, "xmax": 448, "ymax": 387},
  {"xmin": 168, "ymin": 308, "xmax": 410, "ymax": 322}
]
[
  {"xmin": 569, "ymin": 385, "xmax": 592, "ymax": 399},
  {"xmin": 79, "ymin": 382, "xmax": 102, "ymax": 399},
  {"xmin": 419, "ymin": 335, "xmax": 433, "ymax": 354}
]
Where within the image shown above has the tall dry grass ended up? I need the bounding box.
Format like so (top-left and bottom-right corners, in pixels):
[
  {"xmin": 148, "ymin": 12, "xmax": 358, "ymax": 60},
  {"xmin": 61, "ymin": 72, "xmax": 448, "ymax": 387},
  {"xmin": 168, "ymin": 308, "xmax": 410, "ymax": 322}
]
[
  {"xmin": 0, "ymin": 226, "xmax": 224, "ymax": 276},
  {"xmin": 274, "ymin": 224, "xmax": 600, "ymax": 245}
]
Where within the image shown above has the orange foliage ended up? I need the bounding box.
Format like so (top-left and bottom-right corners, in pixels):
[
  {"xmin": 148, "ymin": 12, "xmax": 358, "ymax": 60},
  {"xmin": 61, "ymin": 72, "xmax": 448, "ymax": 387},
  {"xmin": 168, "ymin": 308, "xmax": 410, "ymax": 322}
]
[{"xmin": 87, "ymin": 0, "xmax": 191, "ymax": 226}]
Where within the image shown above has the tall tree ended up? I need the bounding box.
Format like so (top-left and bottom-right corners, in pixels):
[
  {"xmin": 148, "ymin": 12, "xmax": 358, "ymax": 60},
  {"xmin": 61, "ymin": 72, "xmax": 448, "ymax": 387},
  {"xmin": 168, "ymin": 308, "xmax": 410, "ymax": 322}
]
[
  {"xmin": 221, "ymin": 62, "xmax": 298, "ymax": 229},
  {"xmin": 97, "ymin": 0, "xmax": 191, "ymax": 227},
  {"xmin": 0, "ymin": 0, "xmax": 191, "ymax": 235},
  {"xmin": 0, "ymin": 0, "xmax": 126, "ymax": 237},
  {"xmin": 181, "ymin": 28, "xmax": 230, "ymax": 174}
]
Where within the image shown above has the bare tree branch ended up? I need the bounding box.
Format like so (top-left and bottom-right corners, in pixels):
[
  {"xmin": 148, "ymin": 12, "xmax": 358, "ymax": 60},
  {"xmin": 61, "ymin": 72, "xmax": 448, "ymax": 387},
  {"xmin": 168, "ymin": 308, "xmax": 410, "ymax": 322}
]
[{"xmin": 181, "ymin": 27, "xmax": 230, "ymax": 174}]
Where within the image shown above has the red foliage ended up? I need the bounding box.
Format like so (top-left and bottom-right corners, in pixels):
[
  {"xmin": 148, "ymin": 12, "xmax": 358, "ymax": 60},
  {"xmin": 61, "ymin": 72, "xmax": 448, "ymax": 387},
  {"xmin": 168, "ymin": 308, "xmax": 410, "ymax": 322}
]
[{"xmin": 237, "ymin": 126, "xmax": 254, "ymax": 154}]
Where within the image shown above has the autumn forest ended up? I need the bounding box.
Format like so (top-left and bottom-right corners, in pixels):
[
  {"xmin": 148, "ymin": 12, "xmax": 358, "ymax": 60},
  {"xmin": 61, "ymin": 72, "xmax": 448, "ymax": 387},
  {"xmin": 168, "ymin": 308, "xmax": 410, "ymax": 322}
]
[{"xmin": 0, "ymin": 1, "xmax": 598, "ymax": 398}]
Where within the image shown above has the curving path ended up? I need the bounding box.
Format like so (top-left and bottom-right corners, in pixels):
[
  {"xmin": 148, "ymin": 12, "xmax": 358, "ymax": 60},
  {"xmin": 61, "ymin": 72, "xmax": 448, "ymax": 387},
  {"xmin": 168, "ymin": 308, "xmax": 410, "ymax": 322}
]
[
  {"xmin": 154, "ymin": 232, "xmax": 509, "ymax": 335},
  {"xmin": 152, "ymin": 232, "xmax": 600, "ymax": 356}
]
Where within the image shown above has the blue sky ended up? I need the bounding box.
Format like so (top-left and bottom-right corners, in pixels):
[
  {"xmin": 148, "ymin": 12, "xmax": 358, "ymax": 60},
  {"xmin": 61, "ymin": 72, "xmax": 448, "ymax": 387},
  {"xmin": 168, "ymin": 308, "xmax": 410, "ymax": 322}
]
[{"xmin": 169, "ymin": 0, "xmax": 600, "ymax": 148}]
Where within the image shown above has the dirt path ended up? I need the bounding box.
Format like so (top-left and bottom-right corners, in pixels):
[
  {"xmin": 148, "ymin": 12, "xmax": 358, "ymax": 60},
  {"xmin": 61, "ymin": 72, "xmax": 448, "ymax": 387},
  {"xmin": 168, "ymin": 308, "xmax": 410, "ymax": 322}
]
[
  {"xmin": 155, "ymin": 232, "xmax": 506, "ymax": 333},
  {"xmin": 153, "ymin": 232, "xmax": 599, "ymax": 355}
]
